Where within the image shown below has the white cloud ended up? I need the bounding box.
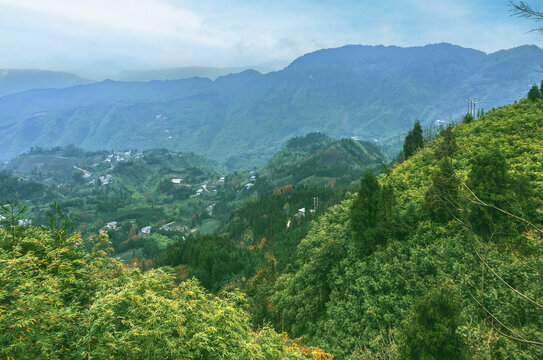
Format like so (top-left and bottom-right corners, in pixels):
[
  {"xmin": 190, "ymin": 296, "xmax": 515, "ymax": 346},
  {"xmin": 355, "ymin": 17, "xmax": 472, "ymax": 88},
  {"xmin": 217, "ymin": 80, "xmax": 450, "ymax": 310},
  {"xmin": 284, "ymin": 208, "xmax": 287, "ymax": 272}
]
[{"xmin": 0, "ymin": 0, "xmax": 541, "ymax": 74}]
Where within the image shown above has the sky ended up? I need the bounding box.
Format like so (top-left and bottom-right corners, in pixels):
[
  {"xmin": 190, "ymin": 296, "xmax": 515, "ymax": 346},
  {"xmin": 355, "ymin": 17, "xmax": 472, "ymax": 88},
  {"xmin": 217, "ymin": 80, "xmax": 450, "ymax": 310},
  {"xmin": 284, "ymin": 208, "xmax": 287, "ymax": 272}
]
[{"xmin": 0, "ymin": 0, "xmax": 541, "ymax": 77}]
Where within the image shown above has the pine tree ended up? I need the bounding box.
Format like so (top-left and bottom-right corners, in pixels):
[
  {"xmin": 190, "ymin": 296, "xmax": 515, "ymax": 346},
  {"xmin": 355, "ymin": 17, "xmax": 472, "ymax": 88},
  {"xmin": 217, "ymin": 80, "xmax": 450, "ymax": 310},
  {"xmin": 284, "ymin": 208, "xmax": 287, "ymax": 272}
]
[
  {"xmin": 466, "ymin": 148, "xmax": 510, "ymax": 236},
  {"xmin": 403, "ymin": 120, "xmax": 424, "ymax": 159},
  {"xmin": 350, "ymin": 170, "xmax": 381, "ymax": 254},
  {"xmin": 425, "ymin": 158, "xmax": 459, "ymax": 223},
  {"xmin": 528, "ymin": 84, "xmax": 541, "ymax": 101},
  {"xmin": 435, "ymin": 125, "xmax": 457, "ymax": 160},
  {"xmin": 398, "ymin": 283, "xmax": 467, "ymax": 360},
  {"xmin": 376, "ymin": 184, "xmax": 398, "ymax": 241}
]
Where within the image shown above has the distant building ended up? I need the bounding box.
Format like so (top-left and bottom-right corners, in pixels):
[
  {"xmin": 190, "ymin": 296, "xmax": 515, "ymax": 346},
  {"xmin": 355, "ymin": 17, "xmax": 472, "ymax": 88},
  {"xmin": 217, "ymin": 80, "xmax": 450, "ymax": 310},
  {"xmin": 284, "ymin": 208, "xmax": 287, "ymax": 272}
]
[
  {"xmin": 18, "ymin": 219, "xmax": 32, "ymax": 226},
  {"xmin": 171, "ymin": 179, "xmax": 182, "ymax": 184},
  {"xmin": 206, "ymin": 204, "xmax": 216, "ymax": 213},
  {"xmin": 0, "ymin": 215, "xmax": 6, "ymax": 221},
  {"xmin": 298, "ymin": 208, "xmax": 306, "ymax": 216},
  {"xmin": 218, "ymin": 177, "xmax": 225, "ymax": 184},
  {"xmin": 250, "ymin": 175, "xmax": 256, "ymax": 181},
  {"xmin": 106, "ymin": 221, "xmax": 118, "ymax": 230},
  {"xmin": 245, "ymin": 183, "xmax": 254, "ymax": 189},
  {"xmin": 160, "ymin": 224, "xmax": 172, "ymax": 231},
  {"xmin": 196, "ymin": 189, "xmax": 204, "ymax": 196},
  {"xmin": 140, "ymin": 226, "xmax": 151, "ymax": 234}
]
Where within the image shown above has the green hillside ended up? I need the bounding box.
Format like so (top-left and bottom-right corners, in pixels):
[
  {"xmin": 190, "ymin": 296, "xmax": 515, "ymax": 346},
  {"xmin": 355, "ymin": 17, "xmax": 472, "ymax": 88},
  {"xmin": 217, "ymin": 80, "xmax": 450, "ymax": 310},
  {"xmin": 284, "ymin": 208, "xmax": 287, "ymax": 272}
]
[
  {"xmin": 272, "ymin": 98, "xmax": 543, "ymax": 358},
  {"xmin": 260, "ymin": 132, "xmax": 386, "ymax": 189},
  {"xmin": 1, "ymin": 147, "xmax": 234, "ymax": 260}
]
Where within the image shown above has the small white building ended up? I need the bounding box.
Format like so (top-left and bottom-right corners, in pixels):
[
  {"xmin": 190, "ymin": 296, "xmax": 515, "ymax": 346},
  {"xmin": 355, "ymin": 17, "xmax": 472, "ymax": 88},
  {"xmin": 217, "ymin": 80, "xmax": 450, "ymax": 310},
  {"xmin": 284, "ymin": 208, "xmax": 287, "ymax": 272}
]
[
  {"xmin": 18, "ymin": 219, "xmax": 32, "ymax": 226},
  {"xmin": 298, "ymin": 208, "xmax": 306, "ymax": 216},
  {"xmin": 245, "ymin": 183, "xmax": 254, "ymax": 190},
  {"xmin": 106, "ymin": 221, "xmax": 118, "ymax": 230},
  {"xmin": 140, "ymin": 226, "xmax": 151, "ymax": 234},
  {"xmin": 171, "ymin": 179, "xmax": 182, "ymax": 184}
]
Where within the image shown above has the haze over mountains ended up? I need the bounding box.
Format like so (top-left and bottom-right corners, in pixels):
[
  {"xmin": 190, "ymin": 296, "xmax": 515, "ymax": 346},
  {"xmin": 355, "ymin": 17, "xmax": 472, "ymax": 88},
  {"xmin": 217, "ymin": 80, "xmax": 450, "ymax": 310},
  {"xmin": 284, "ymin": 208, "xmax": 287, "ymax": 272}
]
[
  {"xmin": 1, "ymin": 43, "xmax": 542, "ymax": 169},
  {"xmin": 0, "ymin": 69, "xmax": 91, "ymax": 98}
]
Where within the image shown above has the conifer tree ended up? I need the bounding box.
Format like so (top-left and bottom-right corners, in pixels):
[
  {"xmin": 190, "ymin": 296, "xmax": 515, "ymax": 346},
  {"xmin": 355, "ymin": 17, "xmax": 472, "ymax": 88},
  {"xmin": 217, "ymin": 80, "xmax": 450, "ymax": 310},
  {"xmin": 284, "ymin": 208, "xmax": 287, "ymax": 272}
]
[
  {"xmin": 435, "ymin": 125, "xmax": 457, "ymax": 160},
  {"xmin": 403, "ymin": 120, "xmax": 424, "ymax": 159},
  {"xmin": 398, "ymin": 283, "xmax": 467, "ymax": 360},
  {"xmin": 376, "ymin": 184, "xmax": 398, "ymax": 241},
  {"xmin": 425, "ymin": 158, "xmax": 459, "ymax": 222},
  {"xmin": 466, "ymin": 148, "xmax": 510, "ymax": 236},
  {"xmin": 350, "ymin": 170, "xmax": 381, "ymax": 254},
  {"xmin": 528, "ymin": 84, "xmax": 541, "ymax": 101}
]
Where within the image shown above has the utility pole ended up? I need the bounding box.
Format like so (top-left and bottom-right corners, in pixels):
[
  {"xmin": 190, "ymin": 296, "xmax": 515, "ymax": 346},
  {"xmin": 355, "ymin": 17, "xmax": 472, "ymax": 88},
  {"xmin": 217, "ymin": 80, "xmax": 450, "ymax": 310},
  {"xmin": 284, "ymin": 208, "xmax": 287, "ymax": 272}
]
[{"xmin": 466, "ymin": 98, "xmax": 478, "ymax": 118}]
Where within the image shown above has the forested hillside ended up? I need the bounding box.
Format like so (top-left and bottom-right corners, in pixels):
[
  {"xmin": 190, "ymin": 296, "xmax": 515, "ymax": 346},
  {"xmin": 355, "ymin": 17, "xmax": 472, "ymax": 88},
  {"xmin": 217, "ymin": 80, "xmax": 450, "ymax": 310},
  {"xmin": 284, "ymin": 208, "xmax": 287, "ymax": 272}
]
[
  {"xmin": 2, "ymin": 92, "xmax": 542, "ymax": 358},
  {"xmin": 259, "ymin": 132, "xmax": 386, "ymax": 189},
  {"xmin": 1, "ymin": 44, "xmax": 542, "ymax": 169},
  {"xmin": 271, "ymin": 97, "xmax": 543, "ymax": 358}
]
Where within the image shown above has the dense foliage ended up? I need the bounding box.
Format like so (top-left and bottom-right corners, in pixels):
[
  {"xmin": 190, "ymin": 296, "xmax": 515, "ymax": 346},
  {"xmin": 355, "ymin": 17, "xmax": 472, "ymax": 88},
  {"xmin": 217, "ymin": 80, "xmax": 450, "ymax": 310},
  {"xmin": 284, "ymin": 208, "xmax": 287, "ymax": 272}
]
[
  {"xmin": 272, "ymin": 98, "xmax": 543, "ymax": 358},
  {"xmin": 0, "ymin": 218, "xmax": 319, "ymax": 359}
]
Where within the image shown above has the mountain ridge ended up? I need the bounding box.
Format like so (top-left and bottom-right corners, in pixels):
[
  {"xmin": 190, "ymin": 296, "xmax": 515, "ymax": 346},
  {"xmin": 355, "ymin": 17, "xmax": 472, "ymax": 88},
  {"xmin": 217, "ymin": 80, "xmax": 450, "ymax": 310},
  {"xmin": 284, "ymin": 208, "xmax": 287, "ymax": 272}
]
[{"xmin": 1, "ymin": 43, "xmax": 542, "ymax": 169}]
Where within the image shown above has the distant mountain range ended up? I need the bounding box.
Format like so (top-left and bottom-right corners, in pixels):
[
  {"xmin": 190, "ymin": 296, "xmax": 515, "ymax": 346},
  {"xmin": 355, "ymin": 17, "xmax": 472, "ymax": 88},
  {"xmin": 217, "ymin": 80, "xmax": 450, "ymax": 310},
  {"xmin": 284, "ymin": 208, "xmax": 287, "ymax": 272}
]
[
  {"xmin": 0, "ymin": 69, "xmax": 91, "ymax": 98},
  {"xmin": 115, "ymin": 62, "xmax": 288, "ymax": 82},
  {"xmin": 1, "ymin": 43, "xmax": 542, "ymax": 169}
]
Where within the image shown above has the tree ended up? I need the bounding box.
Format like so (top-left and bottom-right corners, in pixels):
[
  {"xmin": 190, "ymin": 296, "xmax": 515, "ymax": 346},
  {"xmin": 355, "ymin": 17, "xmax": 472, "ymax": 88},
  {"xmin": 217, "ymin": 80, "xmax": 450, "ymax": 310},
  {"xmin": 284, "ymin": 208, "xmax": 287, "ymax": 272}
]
[
  {"xmin": 462, "ymin": 113, "xmax": 474, "ymax": 124},
  {"xmin": 466, "ymin": 148, "xmax": 510, "ymax": 236},
  {"xmin": 350, "ymin": 170, "xmax": 381, "ymax": 254},
  {"xmin": 425, "ymin": 158, "xmax": 459, "ymax": 223},
  {"xmin": 403, "ymin": 120, "xmax": 424, "ymax": 159},
  {"xmin": 398, "ymin": 283, "xmax": 467, "ymax": 360},
  {"xmin": 527, "ymin": 85, "xmax": 541, "ymax": 101},
  {"xmin": 376, "ymin": 184, "xmax": 398, "ymax": 241},
  {"xmin": 435, "ymin": 125, "xmax": 457, "ymax": 160},
  {"xmin": 510, "ymin": 1, "xmax": 543, "ymax": 34}
]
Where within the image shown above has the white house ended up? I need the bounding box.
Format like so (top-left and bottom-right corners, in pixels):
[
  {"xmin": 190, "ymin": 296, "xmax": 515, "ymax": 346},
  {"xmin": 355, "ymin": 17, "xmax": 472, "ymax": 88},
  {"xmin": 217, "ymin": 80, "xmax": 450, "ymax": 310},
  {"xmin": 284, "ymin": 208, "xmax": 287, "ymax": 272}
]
[
  {"xmin": 171, "ymin": 179, "xmax": 182, "ymax": 184},
  {"xmin": 140, "ymin": 226, "xmax": 151, "ymax": 234},
  {"xmin": 298, "ymin": 208, "xmax": 306, "ymax": 216},
  {"xmin": 18, "ymin": 219, "xmax": 32, "ymax": 226}
]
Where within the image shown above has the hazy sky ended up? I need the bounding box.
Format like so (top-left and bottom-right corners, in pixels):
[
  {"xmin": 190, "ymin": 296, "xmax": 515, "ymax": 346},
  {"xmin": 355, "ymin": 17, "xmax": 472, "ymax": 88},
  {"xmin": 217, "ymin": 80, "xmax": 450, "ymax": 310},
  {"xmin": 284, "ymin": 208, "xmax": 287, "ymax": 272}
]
[{"xmin": 0, "ymin": 0, "xmax": 541, "ymax": 75}]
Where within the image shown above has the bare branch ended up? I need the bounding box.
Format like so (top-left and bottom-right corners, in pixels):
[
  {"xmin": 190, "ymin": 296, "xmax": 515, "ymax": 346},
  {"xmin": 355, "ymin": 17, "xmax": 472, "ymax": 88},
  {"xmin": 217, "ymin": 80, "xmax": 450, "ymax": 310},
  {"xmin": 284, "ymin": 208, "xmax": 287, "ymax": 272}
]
[
  {"xmin": 461, "ymin": 181, "xmax": 543, "ymax": 234},
  {"xmin": 470, "ymin": 235, "xmax": 543, "ymax": 310},
  {"xmin": 467, "ymin": 289, "xmax": 543, "ymax": 346},
  {"xmin": 510, "ymin": 1, "xmax": 543, "ymax": 33}
]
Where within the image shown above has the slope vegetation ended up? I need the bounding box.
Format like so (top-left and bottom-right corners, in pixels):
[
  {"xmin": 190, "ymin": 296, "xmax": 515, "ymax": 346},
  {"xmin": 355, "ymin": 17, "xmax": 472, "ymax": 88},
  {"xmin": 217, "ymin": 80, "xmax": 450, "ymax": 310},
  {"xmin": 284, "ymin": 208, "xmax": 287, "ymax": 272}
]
[{"xmin": 273, "ymin": 98, "xmax": 543, "ymax": 358}]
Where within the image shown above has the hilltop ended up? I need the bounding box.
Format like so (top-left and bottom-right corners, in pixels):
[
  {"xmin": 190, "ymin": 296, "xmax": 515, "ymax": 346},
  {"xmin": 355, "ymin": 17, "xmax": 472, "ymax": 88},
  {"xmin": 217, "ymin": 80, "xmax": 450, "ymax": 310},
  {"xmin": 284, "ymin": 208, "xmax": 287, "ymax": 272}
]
[{"xmin": 259, "ymin": 132, "xmax": 386, "ymax": 189}]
